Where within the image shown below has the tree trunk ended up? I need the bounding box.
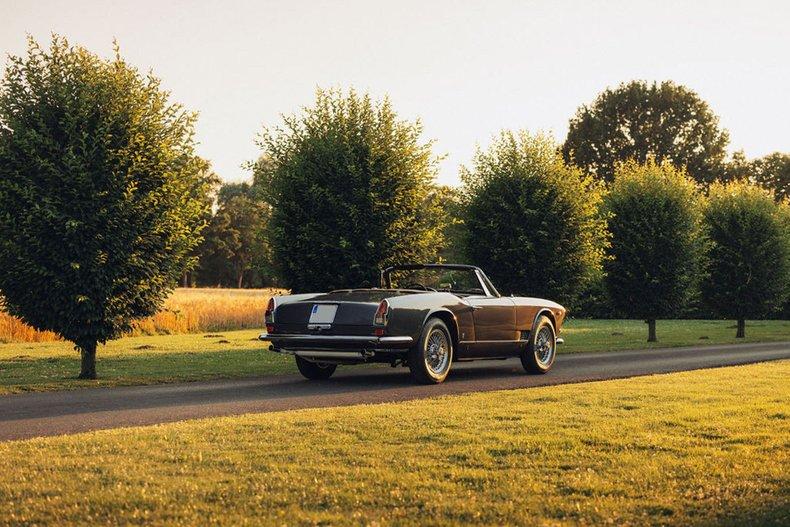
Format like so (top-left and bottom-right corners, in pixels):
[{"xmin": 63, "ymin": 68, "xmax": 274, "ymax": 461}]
[
  {"xmin": 78, "ymin": 341, "xmax": 97, "ymax": 379},
  {"xmin": 647, "ymin": 319, "xmax": 657, "ymax": 342},
  {"xmin": 736, "ymin": 319, "xmax": 745, "ymax": 338},
  {"xmin": 237, "ymin": 271, "xmax": 244, "ymax": 289}
]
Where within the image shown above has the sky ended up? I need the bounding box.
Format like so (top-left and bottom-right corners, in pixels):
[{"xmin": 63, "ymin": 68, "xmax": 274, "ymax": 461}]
[{"xmin": 1, "ymin": 0, "xmax": 788, "ymax": 186}]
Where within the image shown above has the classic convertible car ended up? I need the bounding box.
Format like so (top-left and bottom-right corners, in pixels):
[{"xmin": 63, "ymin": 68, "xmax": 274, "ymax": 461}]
[{"xmin": 259, "ymin": 264, "xmax": 565, "ymax": 384}]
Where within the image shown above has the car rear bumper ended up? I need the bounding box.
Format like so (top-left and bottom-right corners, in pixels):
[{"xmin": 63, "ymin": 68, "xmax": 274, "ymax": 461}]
[{"xmin": 260, "ymin": 333, "xmax": 413, "ymax": 359}]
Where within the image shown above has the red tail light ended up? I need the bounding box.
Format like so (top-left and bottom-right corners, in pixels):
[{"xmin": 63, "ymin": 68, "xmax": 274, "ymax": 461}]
[
  {"xmin": 374, "ymin": 299, "xmax": 389, "ymax": 326},
  {"xmin": 265, "ymin": 297, "xmax": 275, "ymax": 333}
]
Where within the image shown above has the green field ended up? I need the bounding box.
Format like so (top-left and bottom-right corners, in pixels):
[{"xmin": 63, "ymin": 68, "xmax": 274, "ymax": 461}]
[
  {"xmin": 0, "ymin": 319, "xmax": 787, "ymax": 394},
  {"xmin": 1, "ymin": 361, "xmax": 787, "ymax": 525}
]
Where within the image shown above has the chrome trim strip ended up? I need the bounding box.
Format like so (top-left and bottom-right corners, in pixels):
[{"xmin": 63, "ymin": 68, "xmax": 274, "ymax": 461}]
[
  {"xmin": 459, "ymin": 339, "xmax": 522, "ymax": 344},
  {"xmin": 380, "ymin": 336, "xmax": 413, "ymax": 344},
  {"xmin": 294, "ymin": 350, "xmax": 365, "ymax": 360}
]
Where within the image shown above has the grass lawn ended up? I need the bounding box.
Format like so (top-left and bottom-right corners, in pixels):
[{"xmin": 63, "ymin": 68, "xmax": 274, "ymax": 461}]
[
  {"xmin": 559, "ymin": 318, "xmax": 790, "ymax": 353},
  {"xmin": 1, "ymin": 361, "xmax": 788, "ymax": 525},
  {"xmin": 0, "ymin": 319, "xmax": 787, "ymax": 395},
  {"xmin": 0, "ymin": 330, "xmax": 289, "ymax": 394}
]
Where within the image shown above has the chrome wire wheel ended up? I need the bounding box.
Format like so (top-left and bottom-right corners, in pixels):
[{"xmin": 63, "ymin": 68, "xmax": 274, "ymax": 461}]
[
  {"xmin": 424, "ymin": 328, "xmax": 450, "ymax": 375},
  {"xmin": 535, "ymin": 326, "xmax": 555, "ymax": 366}
]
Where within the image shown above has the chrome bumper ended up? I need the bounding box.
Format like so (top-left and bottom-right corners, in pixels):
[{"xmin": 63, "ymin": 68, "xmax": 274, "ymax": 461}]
[{"xmin": 259, "ymin": 333, "xmax": 413, "ymax": 349}]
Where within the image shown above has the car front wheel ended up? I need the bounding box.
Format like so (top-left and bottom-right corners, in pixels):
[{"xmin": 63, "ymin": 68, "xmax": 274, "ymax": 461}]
[
  {"xmin": 295, "ymin": 356, "xmax": 337, "ymax": 380},
  {"xmin": 408, "ymin": 318, "xmax": 453, "ymax": 384},
  {"xmin": 521, "ymin": 315, "xmax": 556, "ymax": 374}
]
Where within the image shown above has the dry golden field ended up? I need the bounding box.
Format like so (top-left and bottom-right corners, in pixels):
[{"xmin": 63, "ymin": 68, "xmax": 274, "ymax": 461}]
[{"xmin": 0, "ymin": 288, "xmax": 284, "ymax": 343}]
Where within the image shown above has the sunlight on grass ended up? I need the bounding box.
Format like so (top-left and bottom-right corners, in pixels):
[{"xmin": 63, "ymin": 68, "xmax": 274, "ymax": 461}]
[
  {"xmin": 560, "ymin": 318, "xmax": 790, "ymax": 352},
  {"xmin": 0, "ymin": 320, "xmax": 787, "ymax": 394},
  {"xmin": 1, "ymin": 362, "xmax": 787, "ymax": 525},
  {"xmin": 0, "ymin": 330, "xmax": 292, "ymax": 394}
]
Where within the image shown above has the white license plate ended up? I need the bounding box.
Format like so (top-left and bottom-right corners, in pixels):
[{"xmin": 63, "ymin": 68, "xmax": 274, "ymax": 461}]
[{"xmin": 309, "ymin": 304, "xmax": 338, "ymax": 324}]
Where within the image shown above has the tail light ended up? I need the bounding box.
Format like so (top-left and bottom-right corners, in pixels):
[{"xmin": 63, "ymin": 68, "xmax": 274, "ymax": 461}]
[
  {"xmin": 265, "ymin": 297, "xmax": 275, "ymax": 333},
  {"xmin": 373, "ymin": 299, "xmax": 389, "ymax": 326}
]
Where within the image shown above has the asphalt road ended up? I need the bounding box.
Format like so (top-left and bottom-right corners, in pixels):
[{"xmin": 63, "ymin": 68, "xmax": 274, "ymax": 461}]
[{"xmin": 1, "ymin": 341, "xmax": 789, "ymax": 442}]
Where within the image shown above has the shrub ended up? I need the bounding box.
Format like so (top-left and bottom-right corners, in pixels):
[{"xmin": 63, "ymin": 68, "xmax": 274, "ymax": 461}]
[
  {"xmin": 252, "ymin": 89, "xmax": 443, "ymax": 292},
  {"xmin": 604, "ymin": 159, "xmax": 705, "ymax": 341},
  {"xmin": 0, "ymin": 37, "xmax": 212, "ymax": 377},
  {"xmin": 701, "ymin": 181, "xmax": 790, "ymax": 337},
  {"xmin": 461, "ymin": 131, "xmax": 608, "ymax": 308}
]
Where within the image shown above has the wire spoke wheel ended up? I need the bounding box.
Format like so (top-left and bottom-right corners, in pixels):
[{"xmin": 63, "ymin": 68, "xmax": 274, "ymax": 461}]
[
  {"xmin": 521, "ymin": 315, "xmax": 556, "ymax": 374},
  {"xmin": 424, "ymin": 328, "xmax": 450, "ymax": 375},
  {"xmin": 535, "ymin": 326, "xmax": 555, "ymax": 366},
  {"xmin": 409, "ymin": 318, "xmax": 453, "ymax": 384}
]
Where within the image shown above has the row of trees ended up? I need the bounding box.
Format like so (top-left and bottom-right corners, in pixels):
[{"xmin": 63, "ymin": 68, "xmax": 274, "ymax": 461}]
[
  {"xmin": 250, "ymin": 89, "xmax": 788, "ymax": 342},
  {"xmin": 0, "ymin": 36, "xmax": 787, "ymax": 377}
]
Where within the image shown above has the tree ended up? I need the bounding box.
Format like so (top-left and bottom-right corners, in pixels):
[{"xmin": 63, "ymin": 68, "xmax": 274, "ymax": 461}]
[
  {"xmin": 0, "ymin": 37, "xmax": 212, "ymax": 378},
  {"xmin": 461, "ymin": 131, "xmax": 608, "ymax": 308},
  {"xmin": 253, "ymin": 88, "xmax": 443, "ymax": 292},
  {"xmin": 181, "ymin": 169, "xmax": 221, "ymax": 287},
  {"xmin": 751, "ymin": 152, "xmax": 790, "ymax": 201},
  {"xmin": 604, "ymin": 159, "xmax": 704, "ymax": 341},
  {"xmin": 563, "ymin": 81, "xmax": 729, "ymax": 184},
  {"xmin": 725, "ymin": 151, "xmax": 790, "ymax": 202},
  {"xmin": 723, "ymin": 150, "xmax": 752, "ymax": 182},
  {"xmin": 701, "ymin": 181, "xmax": 790, "ymax": 337},
  {"xmin": 429, "ymin": 185, "xmax": 466, "ymax": 265},
  {"xmin": 197, "ymin": 183, "xmax": 272, "ymax": 288}
]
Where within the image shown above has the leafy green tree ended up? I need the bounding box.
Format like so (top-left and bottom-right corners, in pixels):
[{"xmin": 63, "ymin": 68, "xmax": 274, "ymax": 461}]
[
  {"xmin": 725, "ymin": 151, "xmax": 790, "ymax": 202},
  {"xmin": 429, "ymin": 185, "xmax": 466, "ymax": 264},
  {"xmin": 563, "ymin": 81, "xmax": 729, "ymax": 184},
  {"xmin": 197, "ymin": 183, "xmax": 272, "ymax": 288},
  {"xmin": 701, "ymin": 181, "xmax": 790, "ymax": 337},
  {"xmin": 461, "ymin": 131, "xmax": 608, "ymax": 308},
  {"xmin": 253, "ymin": 88, "xmax": 443, "ymax": 292},
  {"xmin": 751, "ymin": 152, "xmax": 790, "ymax": 201},
  {"xmin": 0, "ymin": 37, "xmax": 212, "ymax": 378},
  {"xmin": 181, "ymin": 170, "xmax": 221, "ymax": 287},
  {"xmin": 604, "ymin": 159, "xmax": 705, "ymax": 341},
  {"xmin": 723, "ymin": 150, "xmax": 752, "ymax": 182}
]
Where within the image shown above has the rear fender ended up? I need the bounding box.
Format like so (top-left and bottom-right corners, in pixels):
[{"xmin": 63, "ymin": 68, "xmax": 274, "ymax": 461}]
[{"xmin": 422, "ymin": 309, "xmax": 460, "ymax": 352}]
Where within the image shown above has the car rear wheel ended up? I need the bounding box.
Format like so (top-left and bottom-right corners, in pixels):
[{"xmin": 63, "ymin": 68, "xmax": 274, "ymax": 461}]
[
  {"xmin": 295, "ymin": 356, "xmax": 337, "ymax": 380},
  {"xmin": 408, "ymin": 318, "xmax": 453, "ymax": 384},
  {"xmin": 521, "ymin": 315, "xmax": 556, "ymax": 374}
]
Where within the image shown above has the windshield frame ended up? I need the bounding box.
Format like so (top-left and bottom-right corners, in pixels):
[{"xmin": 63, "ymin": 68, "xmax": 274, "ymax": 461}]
[{"xmin": 380, "ymin": 264, "xmax": 500, "ymax": 298}]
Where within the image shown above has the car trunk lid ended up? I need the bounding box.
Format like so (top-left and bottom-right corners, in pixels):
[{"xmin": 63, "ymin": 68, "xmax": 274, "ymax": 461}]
[{"xmin": 273, "ymin": 289, "xmax": 422, "ymax": 335}]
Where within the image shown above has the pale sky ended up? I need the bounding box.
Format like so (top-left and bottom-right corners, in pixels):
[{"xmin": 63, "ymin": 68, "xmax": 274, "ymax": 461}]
[{"xmin": 2, "ymin": 0, "xmax": 788, "ymax": 186}]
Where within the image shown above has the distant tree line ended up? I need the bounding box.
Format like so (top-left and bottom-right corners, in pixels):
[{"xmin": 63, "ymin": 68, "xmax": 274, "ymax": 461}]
[{"xmin": 0, "ymin": 37, "xmax": 787, "ymax": 377}]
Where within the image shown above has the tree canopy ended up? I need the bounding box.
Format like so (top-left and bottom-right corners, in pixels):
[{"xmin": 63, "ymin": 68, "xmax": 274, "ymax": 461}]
[
  {"xmin": 701, "ymin": 180, "xmax": 790, "ymax": 337},
  {"xmin": 751, "ymin": 152, "xmax": 790, "ymax": 202},
  {"xmin": 604, "ymin": 159, "xmax": 704, "ymax": 341},
  {"xmin": 461, "ymin": 131, "xmax": 608, "ymax": 308},
  {"xmin": 563, "ymin": 81, "xmax": 729, "ymax": 185},
  {"xmin": 0, "ymin": 36, "xmax": 212, "ymax": 378},
  {"xmin": 253, "ymin": 88, "xmax": 443, "ymax": 292},
  {"xmin": 197, "ymin": 183, "xmax": 273, "ymax": 288}
]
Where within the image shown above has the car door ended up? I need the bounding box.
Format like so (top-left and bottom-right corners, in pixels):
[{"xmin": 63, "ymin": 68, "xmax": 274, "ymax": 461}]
[{"xmin": 463, "ymin": 295, "xmax": 517, "ymax": 357}]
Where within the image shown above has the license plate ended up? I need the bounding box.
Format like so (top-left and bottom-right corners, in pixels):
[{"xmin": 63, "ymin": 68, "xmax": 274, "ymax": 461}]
[{"xmin": 309, "ymin": 304, "xmax": 338, "ymax": 324}]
